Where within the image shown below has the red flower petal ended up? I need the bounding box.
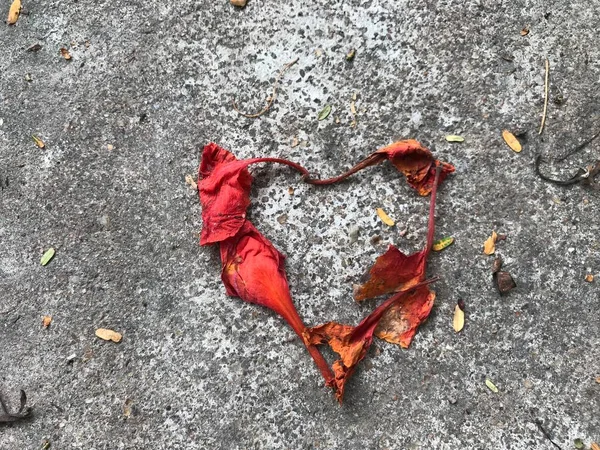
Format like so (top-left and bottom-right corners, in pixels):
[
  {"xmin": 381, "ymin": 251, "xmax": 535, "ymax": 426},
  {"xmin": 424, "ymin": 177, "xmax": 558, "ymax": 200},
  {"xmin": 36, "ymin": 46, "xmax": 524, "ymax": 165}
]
[
  {"xmin": 353, "ymin": 246, "xmax": 425, "ymax": 301},
  {"xmin": 199, "ymin": 143, "xmax": 253, "ymax": 245},
  {"xmin": 305, "ymin": 278, "xmax": 438, "ymax": 402},
  {"xmin": 220, "ymin": 220, "xmax": 334, "ymax": 387}
]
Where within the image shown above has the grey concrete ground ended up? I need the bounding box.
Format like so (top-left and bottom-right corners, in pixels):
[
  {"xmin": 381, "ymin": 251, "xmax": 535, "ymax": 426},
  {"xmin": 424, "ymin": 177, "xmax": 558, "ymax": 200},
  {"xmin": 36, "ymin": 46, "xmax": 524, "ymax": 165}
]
[{"xmin": 1, "ymin": 0, "xmax": 599, "ymax": 448}]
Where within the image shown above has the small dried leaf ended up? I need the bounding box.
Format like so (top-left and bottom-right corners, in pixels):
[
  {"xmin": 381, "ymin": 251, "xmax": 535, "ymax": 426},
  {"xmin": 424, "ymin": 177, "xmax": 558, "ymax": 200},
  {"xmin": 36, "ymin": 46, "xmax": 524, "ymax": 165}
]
[
  {"xmin": 520, "ymin": 27, "xmax": 529, "ymax": 36},
  {"xmin": 345, "ymin": 48, "xmax": 356, "ymax": 61},
  {"xmin": 287, "ymin": 187, "xmax": 294, "ymax": 195},
  {"xmin": 596, "ymin": 376, "xmax": 600, "ymax": 384},
  {"xmin": 42, "ymin": 316, "xmax": 52, "ymax": 328},
  {"xmin": 432, "ymin": 236, "xmax": 454, "ymax": 252},
  {"xmin": 483, "ymin": 231, "xmax": 497, "ymax": 255},
  {"xmin": 574, "ymin": 439, "xmax": 584, "ymax": 449},
  {"xmin": 585, "ymin": 274, "xmax": 594, "ymax": 282},
  {"xmin": 445, "ymin": 135, "xmax": 465, "ymax": 143},
  {"xmin": 60, "ymin": 48, "xmax": 72, "ymax": 60},
  {"xmin": 123, "ymin": 398, "xmax": 134, "ymax": 419},
  {"xmin": 27, "ymin": 43, "xmax": 42, "ymax": 52},
  {"xmin": 32, "ymin": 135, "xmax": 45, "ymax": 149},
  {"xmin": 40, "ymin": 248, "xmax": 55, "ymax": 266},
  {"xmin": 376, "ymin": 208, "xmax": 395, "ymax": 227},
  {"xmin": 495, "ymin": 271, "xmax": 516, "ymax": 295},
  {"xmin": 95, "ymin": 328, "xmax": 122, "ymax": 343},
  {"xmin": 491, "ymin": 256, "xmax": 503, "ymax": 273},
  {"xmin": 184, "ymin": 174, "xmax": 197, "ymax": 191},
  {"xmin": 502, "ymin": 129, "xmax": 522, "ymax": 152},
  {"xmin": 350, "ymin": 101, "xmax": 357, "ymax": 116},
  {"xmin": 7, "ymin": 0, "xmax": 21, "ymax": 24},
  {"xmin": 291, "ymin": 136, "xmax": 299, "ymax": 148},
  {"xmin": 485, "ymin": 378, "xmax": 499, "ymax": 393},
  {"xmin": 591, "ymin": 443, "xmax": 600, "ymax": 450},
  {"xmin": 318, "ymin": 105, "xmax": 332, "ymax": 121},
  {"xmin": 230, "ymin": 0, "xmax": 247, "ymax": 6},
  {"xmin": 453, "ymin": 303, "xmax": 464, "ymax": 332},
  {"xmin": 41, "ymin": 439, "xmax": 51, "ymax": 450}
]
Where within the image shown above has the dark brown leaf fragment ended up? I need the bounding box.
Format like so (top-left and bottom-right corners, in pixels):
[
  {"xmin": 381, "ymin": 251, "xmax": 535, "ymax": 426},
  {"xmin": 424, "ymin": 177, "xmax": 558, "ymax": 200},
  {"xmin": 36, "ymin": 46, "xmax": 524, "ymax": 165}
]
[
  {"xmin": 494, "ymin": 270, "xmax": 516, "ymax": 295},
  {"xmin": 492, "ymin": 256, "xmax": 503, "ymax": 274}
]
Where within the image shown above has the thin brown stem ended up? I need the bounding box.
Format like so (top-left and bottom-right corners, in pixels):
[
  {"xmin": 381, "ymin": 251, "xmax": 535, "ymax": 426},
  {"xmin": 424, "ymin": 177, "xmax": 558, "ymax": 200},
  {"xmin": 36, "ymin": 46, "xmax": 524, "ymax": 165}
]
[{"xmin": 304, "ymin": 153, "xmax": 384, "ymax": 185}]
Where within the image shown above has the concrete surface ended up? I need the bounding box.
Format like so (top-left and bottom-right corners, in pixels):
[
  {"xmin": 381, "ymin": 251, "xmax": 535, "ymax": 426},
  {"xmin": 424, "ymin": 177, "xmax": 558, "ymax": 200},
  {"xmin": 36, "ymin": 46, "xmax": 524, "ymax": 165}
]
[{"xmin": 1, "ymin": 0, "xmax": 599, "ymax": 448}]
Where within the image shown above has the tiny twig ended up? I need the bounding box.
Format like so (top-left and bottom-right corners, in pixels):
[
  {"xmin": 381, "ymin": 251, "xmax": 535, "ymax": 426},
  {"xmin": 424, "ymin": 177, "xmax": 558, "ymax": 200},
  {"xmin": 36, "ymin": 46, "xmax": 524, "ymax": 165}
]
[
  {"xmin": 534, "ymin": 419, "xmax": 563, "ymax": 450},
  {"xmin": 232, "ymin": 57, "xmax": 299, "ymax": 118},
  {"xmin": 556, "ymin": 128, "xmax": 600, "ymax": 161},
  {"xmin": 535, "ymin": 155, "xmax": 585, "ymax": 186},
  {"xmin": 539, "ymin": 58, "xmax": 550, "ymax": 135}
]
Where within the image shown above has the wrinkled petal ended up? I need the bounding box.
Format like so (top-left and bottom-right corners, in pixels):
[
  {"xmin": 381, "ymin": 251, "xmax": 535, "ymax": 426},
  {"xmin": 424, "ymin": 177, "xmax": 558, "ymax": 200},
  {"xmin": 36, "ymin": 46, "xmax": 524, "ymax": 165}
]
[
  {"xmin": 374, "ymin": 285, "xmax": 435, "ymax": 347},
  {"xmin": 220, "ymin": 220, "xmax": 334, "ymax": 386},
  {"xmin": 376, "ymin": 140, "xmax": 455, "ymax": 196},
  {"xmin": 353, "ymin": 245, "xmax": 425, "ymax": 301},
  {"xmin": 199, "ymin": 143, "xmax": 254, "ymax": 245},
  {"xmin": 305, "ymin": 278, "xmax": 437, "ymax": 402}
]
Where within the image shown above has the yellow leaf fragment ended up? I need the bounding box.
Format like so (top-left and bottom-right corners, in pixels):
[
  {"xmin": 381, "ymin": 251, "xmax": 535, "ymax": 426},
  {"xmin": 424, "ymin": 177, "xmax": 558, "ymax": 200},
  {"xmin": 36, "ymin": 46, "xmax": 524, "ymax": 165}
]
[
  {"xmin": 60, "ymin": 48, "xmax": 72, "ymax": 60},
  {"xmin": 230, "ymin": 0, "xmax": 247, "ymax": 6},
  {"xmin": 42, "ymin": 315, "xmax": 52, "ymax": 328},
  {"xmin": 184, "ymin": 174, "xmax": 197, "ymax": 191},
  {"xmin": 453, "ymin": 304, "xmax": 464, "ymax": 332},
  {"xmin": 591, "ymin": 443, "xmax": 600, "ymax": 450},
  {"xmin": 520, "ymin": 27, "xmax": 529, "ymax": 36},
  {"xmin": 291, "ymin": 136, "xmax": 299, "ymax": 148},
  {"xmin": 585, "ymin": 274, "xmax": 594, "ymax": 283},
  {"xmin": 7, "ymin": 0, "xmax": 21, "ymax": 25},
  {"xmin": 32, "ymin": 135, "xmax": 45, "ymax": 149},
  {"xmin": 483, "ymin": 231, "xmax": 498, "ymax": 255},
  {"xmin": 485, "ymin": 378, "xmax": 499, "ymax": 393},
  {"xmin": 432, "ymin": 236, "xmax": 454, "ymax": 252},
  {"xmin": 445, "ymin": 135, "xmax": 465, "ymax": 143},
  {"xmin": 95, "ymin": 328, "xmax": 122, "ymax": 343},
  {"xmin": 350, "ymin": 101, "xmax": 357, "ymax": 115},
  {"xmin": 376, "ymin": 208, "xmax": 395, "ymax": 227},
  {"xmin": 502, "ymin": 129, "xmax": 522, "ymax": 152}
]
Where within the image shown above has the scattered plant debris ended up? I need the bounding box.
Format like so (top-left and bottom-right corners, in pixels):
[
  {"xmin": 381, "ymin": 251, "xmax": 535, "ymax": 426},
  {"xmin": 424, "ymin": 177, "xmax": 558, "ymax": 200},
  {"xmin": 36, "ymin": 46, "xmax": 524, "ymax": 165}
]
[
  {"xmin": 345, "ymin": 48, "xmax": 356, "ymax": 61},
  {"xmin": 230, "ymin": 0, "xmax": 247, "ymax": 6},
  {"xmin": 42, "ymin": 316, "xmax": 52, "ymax": 328},
  {"xmin": 585, "ymin": 274, "xmax": 594, "ymax": 282},
  {"xmin": 485, "ymin": 378, "xmax": 499, "ymax": 393},
  {"xmin": 59, "ymin": 48, "xmax": 72, "ymax": 60},
  {"xmin": 184, "ymin": 174, "xmax": 197, "ymax": 190},
  {"xmin": 40, "ymin": 248, "xmax": 55, "ymax": 266},
  {"xmin": 318, "ymin": 104, "xmax": 332, "ymax": 121},
  {"xmin": 32, "ymin": 135, "xmax": 45, "ymax": 149},
  {"xmin": 432, "ymin": 236, "xmax": 454, "ymax": 252},
  {"xmin": 7, "ymin": 0, "xmax": 21, "ymax": 24},
  {"xmin": 520, "ymin": 27, "xmax": 529, "ymax": 36},
  {"xmin": 376, "ymin": 208, "xmax": 395, "ymax": 226},
  {"xmin": 95, "ymin": 328, "xmax": 122, "ymax": 343},
  {"xmin": 0, "ymin": 390, "xmax": 31, "ymax": 423},
  {"xmin": 453, "ymin": 299, "xmax": 465, "ymax": 332},
  {"xmin": 232, "ymin": 57, "xmax": 298, "ymax": 118},
  {"xmin": 502, "ymin": 130, "xmax": 522, "ymax": 152},
  {"xmin": 445, "ymin": 135, "xmax": 464, "ymax": 143},
  {"xmin": 483, "ymin": 231, "xmax": 497, "ymax": 255},
  {"xmin": 536, "ymin": 156, "xmax": 600, "ymax": 188},
  {"xmin": 539, "ymin": 58, "xmax": 549, "ymax": 135}
]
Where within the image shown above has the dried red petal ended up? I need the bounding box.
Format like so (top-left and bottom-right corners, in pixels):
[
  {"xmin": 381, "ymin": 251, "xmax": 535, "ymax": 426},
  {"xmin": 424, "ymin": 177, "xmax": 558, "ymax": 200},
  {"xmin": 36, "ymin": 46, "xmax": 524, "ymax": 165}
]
[
  {"xmin": 375, "ymin": 140, "xmax": 454, "ymax": 196},
  {"xmin": 199, "ymin": 143, "xmax": 253, "ymax": 245},
  {"xmin": 305, "ymin": 278, "xmax": 437, "ymax": 402},
  {"xmin": 374, "ymin": 285, "xmax": 435, "ymax": 347},
  {"xmin": 354, "ymin": 246, "xmax": 426, "ymax": 301},
  {"xmin": 220, "ymin": 220, "xmax": 334, "ymax": 386}
]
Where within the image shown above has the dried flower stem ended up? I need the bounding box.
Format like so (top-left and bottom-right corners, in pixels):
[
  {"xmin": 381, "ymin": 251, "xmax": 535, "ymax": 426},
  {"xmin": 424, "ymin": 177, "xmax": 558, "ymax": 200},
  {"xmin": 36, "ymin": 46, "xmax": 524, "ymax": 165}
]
[
  {"xmin": 233, "ymin": 57, "xmax": 299, "ymax": 118},
  {"xmin": 539, "ymin": 58, "xmax": 550, "ymax": 135}
]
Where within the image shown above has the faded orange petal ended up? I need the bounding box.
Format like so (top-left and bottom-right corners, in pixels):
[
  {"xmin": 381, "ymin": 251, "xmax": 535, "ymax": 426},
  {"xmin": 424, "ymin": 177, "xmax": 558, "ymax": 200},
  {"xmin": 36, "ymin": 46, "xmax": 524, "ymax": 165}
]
[
  {"xmin": 375, "ymin": 285, "xmax": 435, "ymax": 347},
  {"xmin": 353, "ymin": 246, "xmax": 425, "ymax": 301}
]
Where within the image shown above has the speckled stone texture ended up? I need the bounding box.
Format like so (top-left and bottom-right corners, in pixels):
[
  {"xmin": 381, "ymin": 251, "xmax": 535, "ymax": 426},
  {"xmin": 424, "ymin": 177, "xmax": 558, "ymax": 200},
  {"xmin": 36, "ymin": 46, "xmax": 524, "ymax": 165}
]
[{"xmin": 1, "ymin": 0, "xmax": 599, "ymax": 448}]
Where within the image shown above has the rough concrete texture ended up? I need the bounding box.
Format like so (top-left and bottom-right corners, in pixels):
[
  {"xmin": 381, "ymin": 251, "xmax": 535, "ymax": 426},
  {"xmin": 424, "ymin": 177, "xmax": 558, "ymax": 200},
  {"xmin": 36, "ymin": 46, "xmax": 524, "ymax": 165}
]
[{"xmin": 1, "ymin": 0, "xmax": 599, "ymax": 448}]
